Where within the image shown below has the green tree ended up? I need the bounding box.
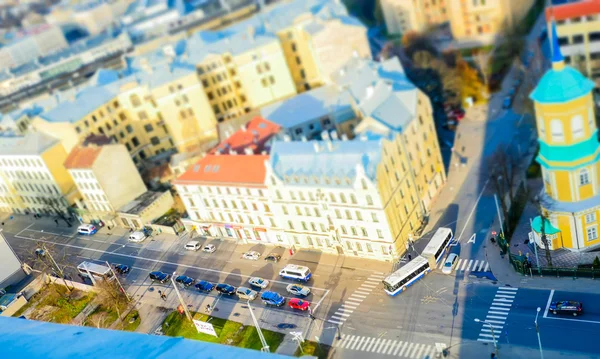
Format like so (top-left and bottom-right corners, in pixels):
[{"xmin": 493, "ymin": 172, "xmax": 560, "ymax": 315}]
[{"xmin": 594, "ymin": 256, "xmax": 600, "ymax": 268}]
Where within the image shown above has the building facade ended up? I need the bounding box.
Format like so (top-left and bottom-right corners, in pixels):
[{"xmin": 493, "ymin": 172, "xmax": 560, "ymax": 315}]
[
  {"xmin": 0, "ymin": 133, "xmax": 78, "ymax": 215},
  {"xmin": 0, "ymin": 24, "xmax": 68, "ymax": 69},
  {"xmin": 64, "ymin": 142, "xmax": 147, "ymax": 224},
  {"xmin": 548, "ymin": 0, "xmax": 600, "ymax": 82},
  {"xmin": 530, "ymin": 23, "xmax": 600, "ymax": 251}
]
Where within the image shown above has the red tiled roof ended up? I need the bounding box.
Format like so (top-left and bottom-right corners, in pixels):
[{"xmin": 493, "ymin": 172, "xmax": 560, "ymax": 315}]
[
  {"xmin": 64, "ymin": 146, "xmax": 103, "ymax": 169},
  {"xmin": 546, "ymin": 0, "xmax": 600, "ymax": 21},
  {"xmin": 173, "ymin": 154, "xmax": 268, "ymax": 186},
  {"xmin": 209, "ymin": 116, "xmax": 280, "ymax": 155}
]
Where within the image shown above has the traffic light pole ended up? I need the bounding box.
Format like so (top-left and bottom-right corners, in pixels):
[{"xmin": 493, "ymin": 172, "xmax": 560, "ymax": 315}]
[{"xmin": 105, "ymin": 261, "xmax": 130, "ymax": 301}]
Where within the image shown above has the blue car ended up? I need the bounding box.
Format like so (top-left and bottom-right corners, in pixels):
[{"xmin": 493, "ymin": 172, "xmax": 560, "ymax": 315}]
[
  {"xmin": 261, "ymin": 291, "xmax": 285, "ymax": 306},
  {"xmin": 149, "ymin": 271, "xmax": 170, "ymax": 283},
  {"xmin": 195, "ymin": 280, "xmax": 215, "ymax": 292},
  {"xmin": 215, "ymin": 283, "xmax": 236, "ymax": 295},
  {"xmin": 175, "ymin": 275, "xmax": 195, "ymax": 287}
]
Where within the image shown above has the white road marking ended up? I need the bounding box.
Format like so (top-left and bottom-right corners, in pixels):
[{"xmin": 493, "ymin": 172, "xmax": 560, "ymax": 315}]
[
  {"xmin": 341, "ymin": 303, "xmax": 358, "ymax": 309},
  {"xmin": 490, "ymin": 306, "xmax": 510, "ymax": 311},
  {"xmin": 472, "ymin": 260, "xmax": 480, "ymax": 270},
  {"xmin": 477, "ymin": 261, "xmax": 485, "ymax": 271},
  {"xmin": 543, "ymin": 289, "xmax": 555, "ymax": 318},
  {"xmin": 354, "ymin": 290, "xmax": 372, "ymax": 295},
  {"xmin": 478, "ymin": 338, "xmax": 495, "ymax": 343},
  {"xmin": 386, "ymin": 340, "xmax": 397, "ymax": 355},
  {"xmin": 360, "ymin": 337, "xmax": 373, "ymax": 351},
  {"xmin": 369, "ymin": 338, "xmax": 381, "ymax": 352},
  {"xmin": 349, "ymin": 294, "xmax": 367, "ymax": 299},
  {"xmin": 487, "ymin": 315, "xmax": 507, "ymax": 320},
  {"xmin": 484, "ymin": 263, "xmax": 490, "ymax": 271},
  {"xmin": 331, "ymin": 315, "xmax": 346, "ymax": 321},
  {"xmin": 460, "ymin": 260, "xmax": 468, "ymax": 271},
  {"xmin": 401, "ymin": 343, "xmax": 414, "ymax": 357},
  {"xmin": 485, "ymin": 320, "xmax": 506, "ymax": 324},
  {"xmin": 336, "ymin": 307, "xmax": 354, "ymax": 313},
  {"xmin": 351, "ymin": 336, "xmax": 364, "ymax": 350},
  {"xmin": 361, "ymin": 283, "xmax": 378, "ymax": 289},
  {"xmin": 479, "ymin": 333, "xmax": 495, "ymax": 338},
  {"xmin": 466, "ymin": 260, "xmax": 474, "ymax": 271},
  {"xmin": 495, "ymin": 294, "xmax": 516, "ymax": 298},
  {"xmin": 500, "ymin": 287, "xmax": 518, "ymax": 291},
  {"xmin": 492, "ymin": 302, "xmax": 512, "ymax": 307},
  {"xmin": 544, "ymin": 316, "xmax": 600, "ymax": 324},
  {"xmin": 345, "ymin": 299, "xmax": 362, "ymax": 306},
  {"xmin": 334, "ymin": 312, "xmax": 351, "ymax": 317},
  {"xmin": 457, "ymin": 177, "xmax": 490, "ymax": 241},
  {"xmin": 494, "ymin": 297, "xmax": 514, "ymax": 303},
  {"xmin": 409, "ymin": 343, "xmax": 422, "ymax": 358},
  {"xmin": 15, "ymin": 223, "xmax": 34, "ymax": 236},
  {"xmin": 393, "ymin": 341, "xmax": 405, "ymax": 356},
  {"xmin": 488, "ymin": 310, "xmax": 508, "ymax": 315}
]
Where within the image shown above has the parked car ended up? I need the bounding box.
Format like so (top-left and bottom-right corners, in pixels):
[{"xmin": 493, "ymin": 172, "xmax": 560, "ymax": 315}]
[
  {"xmin": 128, "ymin": 231, "xmax": 147, "ymax": 243},
  {"xmin": 286, "ymin": 284, "xmax": 311, "ymax": 297},
  {"xmin": 502, "ymin": 96, "xmax": 512, "ymax": 109},
  {"xmin": 149, "ymin": 271, "xmax": 170, "ymax": 283},
  {"xmin": 185, "ymin": 241, "xmax": 201, "ymax": 251},
  {"xmin": 77, "ymin": 224, "xmax": 98, "ymax": 235},
  {"xmin": 248, "ymin": 277, "xmax": 269, "ymax": 289},
  {"xmin": 442, "ymin": 253, "xmax": 459, "ymax": 275},
  {"xmin": 264, "ymin": 254, "xmax": 281, "ymax": 263},
  {"xmin": 215, "ymin": 283, "xmax": 236, "ymax": 295},
  {"xmin": 202, "ymin": 244, "xmax": 216, "ymax": 253},
  {"xmin": 289, "ymin": 298, "xmax": 310, "ymax": 311},
  {"xmin": 113, "ymin": 264, "xmax": 130, "ymax": 275},
  {"xmin": 261, "ymin": 291, "xmax": 286, "ymax": 306},
  {"xmin": 242, "ymin": 251, "xmax": 261, "ymax": 260},
  {"xmin": 194, "ymin": 280, "xmax": 215, "ymax": 293},
  {"xmin": 236, "ymin": 287, "xmax": 258, "ymax": 300},
  {"xmin": 549, "ymin": 301, "xmax": 583, "ymax": 316},
  {"xmin": 175, "ymin": 275, "xmax": 195, "ymax": 287},
  {"xmin": 447, "ymin": 108, "xmax": 465, "ymax": 120},
  {"xmin": 34, "ymin": 248, "xmax": 46, "ymax": 257}
]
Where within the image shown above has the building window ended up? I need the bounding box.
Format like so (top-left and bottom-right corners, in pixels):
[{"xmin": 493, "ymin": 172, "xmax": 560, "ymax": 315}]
[
  {"xmin": 288, "ymin": 220, "xmax": 294, "ymax": 229},
  {"xmin": 366, "ymin": 195, "xmax": 373, "ymax": 205},
  {"xmin": 144, "ymin": 124, "xmax": 154, "ymax": 132},
  {"xmin": 590, "ymin": 32, "xmax": 600, "ymax": 42},
  {"xmin": 346, "ymin": 241, "xmax": 352, "ymax": 250},
  {"xmin": 361, "ymin": 227, "xmax": 368, "ymax": 236},
  {"xmin": 571, "ymin": 115, "xmax": 585, "ymax": 139},
  {"xmin": 586, "ymin": 213, "xmax": 597, "ymax": 223},
  {"xmin": 351, "ymin": 227, "xmax": 357, "ymax": 236},
  {"xmin": 573, "ymin": 35, "xmax": 584, "ymax": 44},
  {"xmin": 371, "ymin": 212, "xmax": 378, "ymax": 222},
  {"xmin": 341, "ymin": 225, "xmax": 347, "ymax": 234},
  {"xmin": 550, "ymin": 119, "xmax": 564, "ymax": 142},
  {"xmin": 587, "ymin": 225, "xmax": 598, "ymax": 241},
  {"xmin": 377, "ymin": 229, "xmax": 384, "ymax": 239},
  {"xmin": 580, "ymin": 168, "xmax": 590, "ymax": 185},
  {"xmin": 132, "ymin": 137, "xmax": 140, "ymax": 147},
  {"xmin": 366, "ymin": 243, "xmax": 373, "ymax": 252}
]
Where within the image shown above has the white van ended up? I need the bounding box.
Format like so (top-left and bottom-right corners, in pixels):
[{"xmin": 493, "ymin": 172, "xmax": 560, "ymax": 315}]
[
  {"xmin": 185, "ymin": 241, "xmax": 201, "ymax": 251},
  {"xmin": 128, "ymin": 231, "xmax": 147, "ymax": 243},
  {"xmin": 279, "ymin": 264, "xmax": 312, "ymax": 282},
  {"xmin": 77, "ymin": 224, "xmax": 98, "ymax": 235}
]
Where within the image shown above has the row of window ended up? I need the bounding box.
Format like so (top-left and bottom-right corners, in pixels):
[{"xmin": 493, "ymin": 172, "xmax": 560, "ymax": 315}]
[
  {"xmin": 4, "ymin": 169, "xmax": 52, "ymax": 181},
  {"xmin": 539, "ymin": 113, "xmax": 593, "ymax": 142},
  {"xmin": 86, "ymin": 201, "xmax": 111, "ymax": 213},
  {"xmin": 196, "ymin": 197, "xmax": 270, "ymax": 212},
  {"xmin": 13, "ymin": 182, "xmax": 59, "ymax": 195},
  {"xmin": 275, "ymin": 189, "xmax": 374, "ymax": 205},
  {"xmin": 287, "ymin": 220, "xmax": 384, "ymax": 239},
  {"xmin": 0, "ymin": 157, "xmax": 44, "ymax": 168},
  {"xmin": 181, "ymin": 185, "xmax": 266, "ymax": 197},
  {"xmin": 290, "ymin": 234, "xmax": 389, "ymax": 255},
  {"xmin": 197, "ymin": 210, "xmax": 277, "ymax": 228}
]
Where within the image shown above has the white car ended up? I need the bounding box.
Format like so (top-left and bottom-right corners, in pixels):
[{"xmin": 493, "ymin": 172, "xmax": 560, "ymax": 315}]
[
  {"xmin": 202, "ymin": 244, "xmax": 216, "ymax": 253},
  {"xmin": 128, "ymin": 231, "xmax": 147, "ymax": 243},
  {"xmin": 185, "ymin": 241, "xmax": 201, "ymax": 251},
  {"xmin": 248, "ymin": 277, "xmax": 269, "ymax": 289},
  {"xmin": 442, "ymin": 253, "xmax": 459, "ymax": 274},
  {"xmin": 242, "ymin": 251, "xmax": 261, "ymax": 260},
  {"xmin": 286, "ymin": 284, "xmax": 311, "ymax": 297}
]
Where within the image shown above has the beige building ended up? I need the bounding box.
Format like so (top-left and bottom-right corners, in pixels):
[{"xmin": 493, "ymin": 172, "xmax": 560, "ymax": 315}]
[
  {"xmin": 64, "ymin": 141, "xmax": 147, "ymax": 224},
  {"xmin": 117, "ymin": 190, "xmax": 175, "ymax": 230},
  {"xmin": 0, "ymin": 132, "xmax": 78, "ymax": 215},
  {"xmin": 382, "ymin": 0, "xmax": 535, "ymax": 45}
]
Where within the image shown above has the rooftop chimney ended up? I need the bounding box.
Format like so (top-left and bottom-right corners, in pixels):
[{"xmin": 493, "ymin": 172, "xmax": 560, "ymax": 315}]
[
  {"xmin": 341, "ymin": 133, "xmax": 348, "ymax": 141},
  {"xmin": 301, "ymin": 135, "xmax": 307, "ymax": 142},
  {"xmin": 313, "ymin": 141, "xmax": 320, "ymax": 153},
  {"xmin": 244, "ymin": 147, "xmax": 254, "ymax": 155},
  {"xmin": 241, "ymin": 124, "xmax": 247, "ymax": 132},
  {"xmin": 321, "ymin": 130, "xmax": 330, "ymax": 141},
  {"xmin": 330, "ymin": 131, "xmax": 339, "ymax": 140},
  {"xmin": 365, "ymin": 86, "xmax": 374, "ymax": 99},
  {"xmin": 230, "ymin": 150, "xmax": 238, "ymax": 155},
  {"xmin": 283, "ymin": 134, "xmax": 291, "ymax": 142},
  {"xmin": 326, "ymin": 141, "xmax": 333, "ymax": 152}
]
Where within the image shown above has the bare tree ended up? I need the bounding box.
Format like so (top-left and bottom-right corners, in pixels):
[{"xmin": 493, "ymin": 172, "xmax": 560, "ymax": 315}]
[
  {"xmin": 40, "ymin": 196, "xmax": 73, "ymax": 227},
  {"xmin": 473, "ymin": 50, "xmax": 491, "ymax": 91},
  {"xmin": 29, "ymin": 243, "xmax": 74, "ymax": 295},
  {"xmin": 488, "ymin": 144, "xmax": 521, "ymax": 228},
  {"xmin": 530, "ymin": 194, "xmax": 554, "ymax": 267},
  {"xmin": 95, "ymin": 277, "xmax": 129, "ymax": 327}
]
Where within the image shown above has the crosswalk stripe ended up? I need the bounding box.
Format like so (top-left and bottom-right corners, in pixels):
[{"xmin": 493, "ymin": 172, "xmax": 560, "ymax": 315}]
[
  {"xmin": 345, "ymin": 299, "xmax": 362, "ymax": 305},
  {"xmin": 481, "ymin": 328, "xmax": 493, "ymax": 333},
  {"xmin": 479, "ymin": 333, "xmax": 494, "ymax": 338},
  {"xmin": 488, "ymin": 310, "xmax": 508, "ymax": 315},
  {"xmin": 350, "ymin": 294, "xmax": 368, "ymax": 299},
  {"xmin": 328, "ymin": 319, "xmax": 344, "ymax": 325},
  {"xmin": 361, "ymin": 283, "xmax": 378, "ymax": 289},
  {"xmin": 490, "ymin": 307, "xmax": 510, "ymax": 312},
  {"xmin": 489, "ymin": 324, "xmax": 503, "ymax": 329},
  {"xmin": 472, "ymin": 260, "xmax": 480, "ymax": 271},
  {"xmin": 331, "ymin": 315, "xmax": 346, "ymax": 321},
  {"xmin": 487, "ymin": 315, "xmax": 507, "ymax": 320},
  {"xmin": 409, "ymin": 343, "xmax": 422, "ymax": 358},
  {"xmin": 354, "ymin": 290, "xmax": 372, "ymax": 295},
  {"xmin": 386, "ymin": 340, "xmax": 398, "ymax": 355},
  {"xmin": 369, "ymin": 276, "xmax": 386, "ymax": 281},
  {"xmin": 485, "ymin": 320, "xmax": 505, "ymax": 324},
  {"xmin": 492, "ymin": 302, "xmax": 512, "ymax": 307},
  {"xmin": 334, "ymin": 312, "xmax": 351, "ymax": 317},
  {"xmin": 494, "ymin": 297, "xmax": 514, "ymax": 302},
  {"xmin": 358, "ymin": 337, "xmax": 372, "ymax": 351},
  {"xmin": 366, "ymin": 337, "xmax": 378, "ymax": 351},
  {"xmin": 466, "ymin": 260, "xmax": 474, "ymax": 271},
  {"xmin": 341, "ymin": 303, "xmax": 358, "ymax": 309},
  {"xmin": 484, "ymin": 263, "xmax": 490, "ymax": 271},
  {"xmin": 477, "ymin": 261, "xmax": 486, "ymax": 271},
  {"xmin": 414, "ymin": 344, "xmax": 428, "ymax": 359},
  {"xmin": 399, "ymin": 342, "xmax": 412, "ymax": 357},
  {"xmin": 478, "ymin": 338, "xmax": 494, "ymax": 343},
  {"xmin": 371, "ymin": 338, "xmax": 383, "ymax": 353},
  {"xmin": 500, "ymin": 287, "xmax": 518, "ymax": 291},
  {"xmin": 460, "ymin": 259, "xmax": 468, "ymax": 270},
  {"xmin": 341, "ymin": 335, "xmax": 355, "ymax": 348},
  {"xmin": 495, "ymin": 294, "xmax": 515, "ymax": 298},
  {"xmin": 351, "ymin": 336, "xmax": 364, "ymax": 350},
  {"xmin": 337, "ymin": 307, "xmax": 354, "ymax": 313},
  {"xmin": 393, "ymin": 341, "xmax": 405, "ymax": 356}
]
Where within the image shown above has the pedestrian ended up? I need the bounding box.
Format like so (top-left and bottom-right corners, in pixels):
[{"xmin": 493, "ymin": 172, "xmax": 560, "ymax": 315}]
[
  {"xmin": 162, "ymin": 293, "xmax": 167, "ymax": 301},
  {"xmin": 408, "ymin": 254, "xmax": 412, "ymax": 261},
  {"xmin": 54, "ymin": 219, "xmax": 59, "ymax": 226}
]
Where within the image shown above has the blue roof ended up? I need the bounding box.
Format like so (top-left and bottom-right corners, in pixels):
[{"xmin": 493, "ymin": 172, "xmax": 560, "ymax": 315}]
[
  {"xmin": 550, "ymin": 21, "xmax": 564, "ymax": 63},
  {"xmin": 260, "ymin": 85, "xmax": 354, "ymax": 128},
  {"xmin": 0, "ymin": 316, "xmax": 285, "ymax": 359},
  {"xmin": 529, "ymin": 65, "xmax": 595, "ymax": 104},
  {"xmin": 40, "ymin": 86, "xmax": 119, "ymax": 123},
  {"xmin": 541, "ymin": 192, "xmax": 600, "ymax": 214},
  {"xmin": 269, "ymin": 139, "xmax": 383, "ymax": 184}
]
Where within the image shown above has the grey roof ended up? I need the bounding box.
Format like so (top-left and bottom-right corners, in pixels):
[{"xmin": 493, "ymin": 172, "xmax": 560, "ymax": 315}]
[
  {"xmin": 269, "ymin": 138, "xmax": 383, "ymax": 185},
  {"xmin": 40, "ymin": 85, "xmax": 120, "ymax": 123},
  {"xmin": 118, "ymin": 190, "xmax": 166, "ymax": 215},
  {"xmin": 0, "ymin": 132, "xmax": 59, "ymax": 156},
  {"xmin": 541, "ymin": 193, "xmax": 600, "ymax": 214}
]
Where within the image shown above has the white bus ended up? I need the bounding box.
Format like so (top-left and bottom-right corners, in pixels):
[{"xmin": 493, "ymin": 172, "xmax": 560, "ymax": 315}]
[
  {"xmin": 421, "ymin": 227, "xmax": 454, "ymax": 267},
  {"xmin": 77, "ymin": 261, "xmax": 114, "ymax": 281},
  {"xmin": 279, "ymin": 264, "xmax": 312, "ymax": 282},
  {"xmin": 383, "ymin": 255, "xmax": 431, "ymax": 296}
]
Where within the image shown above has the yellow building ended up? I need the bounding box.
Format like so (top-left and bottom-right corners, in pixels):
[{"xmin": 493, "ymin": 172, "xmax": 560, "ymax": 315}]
[
  {"xmin": 0, "ymin": 132, "xmax": 78, "ymax": 215},
  {"xmin": 549, "ymin": 0, "xmax": 600, "ymax": 81},
  {"xmin": 529, "ymin": 23, "xmax": 600, "ymax": 251},
  {"xmin": 382, "ymin": 0, "xmax": 534, "ymax": 45}
]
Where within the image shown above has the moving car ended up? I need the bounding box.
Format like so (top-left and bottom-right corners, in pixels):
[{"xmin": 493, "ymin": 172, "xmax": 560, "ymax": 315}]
[
  {"xmin": 264, "ymin": 254, "xmax": 281, "ymax": 263},
  {"xmin": 113, "ymin": 264, "xmax": 130, "ymax": 275},
  {"xmin": 502, "ymin": 96, "xmax": 512, "ymax": 109},
  {"xmin": 261, "ymin": 291, "xmax": 285, "ymax": 306},
  {"xmin": 149, "ymin": 271, "xmax": 170, "ymax": 283},
  {"xmin": 248, "ymin": 277, "xmax": 269, "ymax": 289},
  {"xmin": 236, "ymin": 287, "xmax": 258, "ymax": 300},
  {"xmin": 34, "ymin": 248, "xmax": 46, "ymax": 257},
  {"xmin": 185, "ymin": 241, "xmax": 201, "ymax": 251},
  {"xmin": 128, "ymin": 231, "xmax": 147, "ymax": 243},
  {"xmin": 242, "ymin": 251, "xmax": 261, "ymax": 260},
  {"xmin": 175, "ymin": 275, "xmax": 195, "ymax": 287},
  {"xmin": 447, "ymin": 108, "xmax": 465, "ymax": 120},
  {"xmin": 286, "ymin": 284, "xmax": 311, "ymax": 297},
  {"xmin": 202, "ymin": 244, "xmax": 216, "ymax": 253},
  {"xmin": 549, "ymin": 301, "xmax": 583, "ymax": 316},
  {"xmin": 289, "ymin": 298, "xmax": 310, "ymax": 311},
  {"xmin": 442, "ymin": 253, "xmax": 459, "ymax": 275},
  {"xmin": 77, "ymin": 224, "xmax": 98, "ymax": 235},
  {"xmin": 215, "ymin": 283, "xmax": 236, "ymax": 295},
  {"xmin": 194, "ymin": 280, "xmax": 215, "ymax": 293}
]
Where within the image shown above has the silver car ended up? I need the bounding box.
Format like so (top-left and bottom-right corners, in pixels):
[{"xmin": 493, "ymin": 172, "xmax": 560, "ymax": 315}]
[
  {"xmin": 442, "ymin": 253, "xmax": 459, "ymax": 274},
  {"xmin": 286, "ymin": 284, "xmax": 311, "ymax": 297},
  {"xmin": 236, "ymin": 286, "xmax": 257, "ymax": 300},
  {"xmin": 248, "ymin": 277, "xmax": 269, "ymax": 289},
  {"xmin": 242, "ymin": 251, "xmax": 261, "ymax": 260}
]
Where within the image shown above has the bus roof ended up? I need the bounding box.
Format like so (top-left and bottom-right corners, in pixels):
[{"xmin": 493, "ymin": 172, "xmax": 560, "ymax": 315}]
[
  {"xmin": 383, "ymin": 256, "xmax": 429, "ymax": 284},
  {"xmin": 77, "ymin": 261, "xmax": 110, "ymax": 274},
  {"xmin": 282, "ymin": 264, "xmax": 310, "ymax": 272},
  {"xmin": 422, "ymin": 227, "xmax": 453, "ymax": 257}
]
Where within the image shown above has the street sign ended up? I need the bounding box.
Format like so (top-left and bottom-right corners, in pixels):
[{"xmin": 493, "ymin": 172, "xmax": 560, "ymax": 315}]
[{"xmin": 193, "ymin": 319, "xmax": 218, "ymax": 337}]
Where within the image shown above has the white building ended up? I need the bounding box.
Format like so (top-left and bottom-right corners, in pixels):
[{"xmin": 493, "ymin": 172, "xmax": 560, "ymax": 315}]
[
  {"xmin": 265, "ymin": 139, "xmax": 395, "ymax": 259},
  {"xmin": 174, "ymin": 154, "xmax": 284, "ymax": 244},
  {"xmin": 0, "ymin": 24, "xmax": 68, "ymax": 69}
]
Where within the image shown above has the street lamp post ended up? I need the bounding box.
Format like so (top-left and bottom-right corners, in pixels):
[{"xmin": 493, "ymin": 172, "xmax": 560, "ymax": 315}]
[
  {"xmin": 535, "ymin": 307, "xmax": 544, "ymax": 359},
  {"xmin": 475, "ymin": 318, "xmax": 499, "ymax": 358}
]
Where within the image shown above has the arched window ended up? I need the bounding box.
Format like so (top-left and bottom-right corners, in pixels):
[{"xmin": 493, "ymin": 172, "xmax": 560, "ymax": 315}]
[
  {"xmin": 550, "ymin": 119, "xmax": 564, "ymax": 142},
  {"xmin": 580, "ymin": 168, "xmax": 590, "ymax": 185},
  {"xmin": 538, "ymin": 116, "xmax": 545, "ymax": 137},
  {"xmin": 571, "ymin": 115, "xmax": 584, "ymax": 139}
]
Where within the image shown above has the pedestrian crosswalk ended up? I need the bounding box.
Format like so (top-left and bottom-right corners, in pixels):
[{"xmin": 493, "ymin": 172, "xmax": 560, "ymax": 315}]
[
  {"xmin": 436, "ymin": 258, "xmax": 490, "ymax": 273},
  {"xmin": 327, "ymin": 272, "xmax": 385, "ymax": 326},
  {"xmin": 477, "ymin": 286, "xmax": 518, "ymax": 343},
  {"xmin": 337, "ymin": 334, "xmax": 440, "ymax": 358}
]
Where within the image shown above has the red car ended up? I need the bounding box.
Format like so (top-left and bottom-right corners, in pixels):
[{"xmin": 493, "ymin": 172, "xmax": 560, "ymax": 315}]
[
  {"xmin": 289, "ymin": 298, "xmax": 310, "ymax": 311},
  {"xmin": 447, "ymin": 109, "xmax": 465, "ymax": 120}
]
